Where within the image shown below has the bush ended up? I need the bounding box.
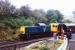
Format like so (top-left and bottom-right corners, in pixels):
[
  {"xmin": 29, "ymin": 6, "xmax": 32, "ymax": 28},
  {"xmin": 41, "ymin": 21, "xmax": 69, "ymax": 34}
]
[
  {"xmin": 0, "ymin": 27, "xmax": 18, "ymax": 41},
  {"xmin": 0, "ymin": 16, "xmax": 35, "ymax": 41},
  {"xmin": 39, "ymin": 45, "xmax": 49, "ymax": 50},
  {"xmin": 55, "ymin": 39, "xmax": 63, "ymax": 50},
  {"xmin": 30, "ymin": 43, "xmax": 50, "ymax": 50}
]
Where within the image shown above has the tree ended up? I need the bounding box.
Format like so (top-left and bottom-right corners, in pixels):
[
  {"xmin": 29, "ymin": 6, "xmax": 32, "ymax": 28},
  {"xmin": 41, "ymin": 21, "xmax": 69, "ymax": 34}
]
[
  {"xmin": 32, "ymin": 9, "xmax": 48, "ymax": 23},
  {"xmin": 55, "ymin": 10, "xmax": 63, "ymax": 22},
  {"xmin": 32, "ymin": 9, "xmax": 46, "ymax": 17},
  {"xmin": 9, "ymin": 5, "xmax": 16, "ymax": 16},
  {"xmin": 46, "ymin": 10, "xmax": 55, "ymax": 19},
  {"xmin": 17, "ymin": 6, "xmax": 32, "ymax": 17},
  {"xmin": 46, "ymin": 9, "xmax": 63, "ymax": 23},
  {"xmin": 49, "ymin": 16, "xmax": 58, "ymax": 23},
  {"xmin": 0, "ymin": 0, "xmax": 16, "ymax": 18}
]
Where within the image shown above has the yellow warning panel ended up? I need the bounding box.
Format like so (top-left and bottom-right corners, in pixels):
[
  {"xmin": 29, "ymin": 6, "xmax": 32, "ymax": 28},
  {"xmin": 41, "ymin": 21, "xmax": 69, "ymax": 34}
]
[
  {"xmin": 19, "ymin": 26, "xmax": 25, "ymax": 34},
  {"xmin": 50, "ymin": 23, "xmax": 58, "ymax": 33}
]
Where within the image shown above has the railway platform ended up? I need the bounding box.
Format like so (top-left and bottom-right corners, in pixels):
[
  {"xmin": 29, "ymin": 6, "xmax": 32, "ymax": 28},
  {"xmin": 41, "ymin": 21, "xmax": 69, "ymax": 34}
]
[{"xmin": 68, "ymin": 34, "xmax": 75, "ymax": 50}]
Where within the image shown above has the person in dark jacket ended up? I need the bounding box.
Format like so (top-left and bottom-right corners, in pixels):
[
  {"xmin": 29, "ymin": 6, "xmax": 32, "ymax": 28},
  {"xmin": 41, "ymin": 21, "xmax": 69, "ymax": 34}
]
[
  {"xmin": 66, "ymin": 28, "xmax": 72, "ymax": 43},
  {"xmin": 66, "ymin": 28, "xmax": 72, "ymax": 39}
]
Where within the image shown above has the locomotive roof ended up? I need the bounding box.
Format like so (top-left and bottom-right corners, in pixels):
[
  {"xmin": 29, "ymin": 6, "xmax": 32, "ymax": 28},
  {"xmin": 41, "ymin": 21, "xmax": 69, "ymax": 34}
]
[
  {"xmin": 35, "ymin": 23, "xmax": 46, "ymax": 26},
  {"xmin": 64, "ymin": 23, "xmax": 75, "ymax": 26}
]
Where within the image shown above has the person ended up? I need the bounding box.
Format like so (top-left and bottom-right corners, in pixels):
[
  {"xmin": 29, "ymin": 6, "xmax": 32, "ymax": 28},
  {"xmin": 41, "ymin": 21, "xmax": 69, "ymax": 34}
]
[
  {"xmin": 56, "ymin": 24, "xmax": 67, "ymax": 39},
  {"xmin": 67, "ymin": 28, "xmax": 72, "ymax": 39},
  {"xmin": 56, "ymin": 24, "xmax": 63, "ymax": 39},
  {"xmin": 66, "ymin": 28, "xmax": 72, "ymax": 43}
]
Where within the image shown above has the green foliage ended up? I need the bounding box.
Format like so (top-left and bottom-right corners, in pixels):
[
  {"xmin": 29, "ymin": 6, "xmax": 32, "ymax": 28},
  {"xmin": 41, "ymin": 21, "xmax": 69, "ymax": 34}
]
[
  {"xmin": 55, "ymin": 39, "xmax": 63, "ymax": 50},
  {"xmin": 49, "ymin": 16, "xmax": 57, "ymax": 23},
  {"xmin": 46, "ymin": 10, "xmax": 55, "ymax": 18},
  {"xmin": 46, "ymin": 10, "xmax": 63, "ymax": 23},
  {"xmin": 30, "ymin": 44, "xmax": 50, "ymax": 50},
  {"xmin": 50, "ymin": 19, "xmax": 57, "ymax": 23},
  {"xmin": 38, "ymin": 45, "xmax": 49, "ymax": 50},
  {"xmin": 24, "ymin": 19, "xmax": 33, "ymax": 26},
  {"xmin": 0, "ymin": 16, "xmax": 34, "ymax": 28}
]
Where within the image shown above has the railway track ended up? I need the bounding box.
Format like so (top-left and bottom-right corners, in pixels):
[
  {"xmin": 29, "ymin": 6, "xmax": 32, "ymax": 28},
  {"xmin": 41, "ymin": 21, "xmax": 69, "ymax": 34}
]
[{"xmin": 0, "ymin": 37, "xmax": 51, "ymax": 50}]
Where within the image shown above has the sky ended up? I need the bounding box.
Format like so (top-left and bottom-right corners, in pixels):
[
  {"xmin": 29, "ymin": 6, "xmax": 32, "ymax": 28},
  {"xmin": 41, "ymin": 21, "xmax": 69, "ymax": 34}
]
[{"xmin": 9, "ymin": 0, "xmax": 75, "ymax": 16}]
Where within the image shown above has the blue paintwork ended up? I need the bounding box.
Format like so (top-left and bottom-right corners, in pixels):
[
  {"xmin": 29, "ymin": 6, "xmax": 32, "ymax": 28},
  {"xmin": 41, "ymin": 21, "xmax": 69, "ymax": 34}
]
[{"xmin": 25, "ymin": 26, "xmax": 50, "ymax": 34}]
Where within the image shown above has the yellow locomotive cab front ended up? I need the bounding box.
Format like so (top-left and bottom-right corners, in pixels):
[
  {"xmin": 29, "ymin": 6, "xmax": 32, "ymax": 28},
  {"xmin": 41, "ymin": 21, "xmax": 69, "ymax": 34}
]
[
  {"xmin": 50, "ymin": 23, "xmax": 58, "ymax": 33},
  {"xmin": 19, "ymin": 26, "xmax": 25, "ymax": 34}
]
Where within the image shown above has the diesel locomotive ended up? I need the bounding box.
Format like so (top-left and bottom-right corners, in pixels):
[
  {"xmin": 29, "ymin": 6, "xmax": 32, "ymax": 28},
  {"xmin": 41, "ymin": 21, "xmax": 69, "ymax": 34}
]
[{"xmin": 19, "ymin": 23, "xmax": 68, "ymax": 40}]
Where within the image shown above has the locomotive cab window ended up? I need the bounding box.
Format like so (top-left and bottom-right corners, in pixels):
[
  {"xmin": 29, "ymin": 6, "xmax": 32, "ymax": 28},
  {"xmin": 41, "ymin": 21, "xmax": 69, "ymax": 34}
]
[{"xmin": 53, "ymin": 25, "xmax": 57, "ymax": 27}]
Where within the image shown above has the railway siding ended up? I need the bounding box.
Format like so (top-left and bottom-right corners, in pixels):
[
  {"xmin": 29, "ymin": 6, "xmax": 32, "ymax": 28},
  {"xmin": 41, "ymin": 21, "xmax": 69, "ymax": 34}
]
[
  {"xmin": 0, "ymin": 37, "xmax": 51, "ymax": 50},
  {"xmin": 0, "ymin": 37, "xmax": 69, "ymax": 50}
]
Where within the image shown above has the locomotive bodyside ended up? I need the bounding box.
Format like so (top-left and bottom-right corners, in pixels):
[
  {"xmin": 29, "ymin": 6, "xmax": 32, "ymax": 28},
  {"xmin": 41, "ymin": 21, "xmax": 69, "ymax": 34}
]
[
  {"xmin": 25, "ymin": 26, "xmax": 51, "ymax": 38},
  {"xmin": 19, "ymin": 26, "xmax": 51, "ymax": 40}
]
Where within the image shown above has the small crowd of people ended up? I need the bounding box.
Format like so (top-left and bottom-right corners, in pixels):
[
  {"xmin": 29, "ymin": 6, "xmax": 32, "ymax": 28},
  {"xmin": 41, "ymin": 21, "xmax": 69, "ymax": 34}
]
[{"xmin": 56, "ymin": 24, "xmax": 72, "ymax": 41}]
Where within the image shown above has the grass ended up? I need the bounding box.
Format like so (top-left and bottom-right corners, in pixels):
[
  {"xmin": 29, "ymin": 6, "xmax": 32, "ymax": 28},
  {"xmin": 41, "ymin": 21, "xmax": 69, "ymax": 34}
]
[
  {"xmin": 26, "ymin": 42, "xmax": 51, "ymax": 50},
  {"xmin": 26, "ymin": 39, "xmax": 63, "ymax": 50},
  {"xmin": 55, "ymin": 39, "xmax": 63, "ymax": 50}
]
